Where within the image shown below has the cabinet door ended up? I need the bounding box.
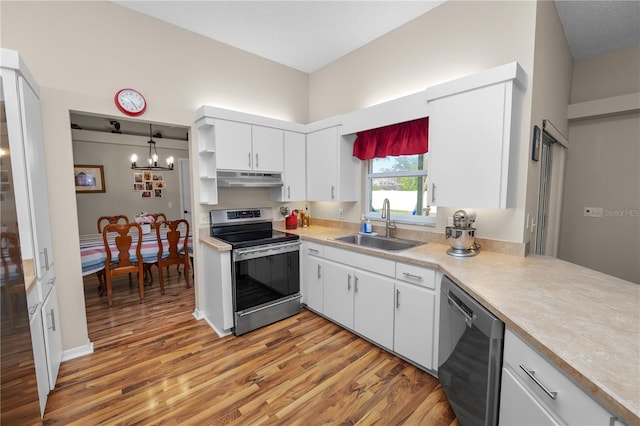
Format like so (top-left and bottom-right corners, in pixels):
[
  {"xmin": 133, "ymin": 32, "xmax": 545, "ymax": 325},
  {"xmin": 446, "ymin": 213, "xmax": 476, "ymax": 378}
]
[
  {"xmin": 500, "ymin": 368, "xmax": 560, "ymax": 426},
  {"xmin": 281, "ymin": 131, "xmax": 306, "ymax": 201},
  {"xmin": 41, "ymin": 282, "xmax": 62, "ymax": 390},
  {"xmin": 252, "ymin": 126, "xmax": 283, "ymax": 172},
  {"xmin": 323, "ymin": 260, "xmax": 353, "ymax": 329},
  {"xmin": 428, "ymin": 82, "xmax": 509, "ymax": 208},
  {"xmin": 306, "ymin": 127, "xmax": 338, "ymax": 201},
  {"xmin": 354, "ymin": 270, "xmax": 395, "ymax": 350},
  {"xmin": 18, "ymin": 76, "xmax": 54, "ymax": 275},
  {"xmin": 215, "ymin": 120, "xmax": 252, "ymax": 171},
  {"xmin": 394, "ymin": 281, "xmax": 435, "ymax": 369},
  {"xmin": 305, "ymin": 255, "xmax": 324, "ymax": 314},
  {"xmin": 29, "ymin": 304, "xmax": 48, "ymax": 416}
]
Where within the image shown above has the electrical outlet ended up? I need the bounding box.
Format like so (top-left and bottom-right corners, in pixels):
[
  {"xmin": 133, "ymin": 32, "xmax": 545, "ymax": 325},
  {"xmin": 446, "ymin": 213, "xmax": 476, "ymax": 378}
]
[
  {"xmin": 584, "ymin": 207, "xmax": 603, "ymax": 218},
  {"xmin": 200, "ymin": 213, "xmax": 209, "ymax": 224},
  {"xmin": 168, "ymin": 201, "xmax": 173, "ymax": 208},
  {"xmin": 338, "ymin": 208, "xmax": 344, "ymax": 219}
]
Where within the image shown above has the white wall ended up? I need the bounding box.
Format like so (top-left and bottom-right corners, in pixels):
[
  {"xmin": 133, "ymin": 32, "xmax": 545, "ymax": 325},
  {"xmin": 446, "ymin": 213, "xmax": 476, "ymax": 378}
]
[
  {"xmin": 559, "ymin": 46, "xmax": 640, "ymax": 283},
  {"xmin": 1, "ymin": 1, "xmax": 309, "ymax": 352},
  {"xmin": 525, "ymin": 0, "xmax": 574, "ymax": 251},
  {"xmin": 308, "ymin": 0, "xmax": 538, "ymax": 244}
]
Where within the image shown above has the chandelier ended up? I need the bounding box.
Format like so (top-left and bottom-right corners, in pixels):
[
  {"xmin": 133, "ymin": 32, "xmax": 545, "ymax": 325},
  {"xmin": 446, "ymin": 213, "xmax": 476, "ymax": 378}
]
[{"xmin": 130, "ymin": 123, "xmax": 174, "ymax": 171}]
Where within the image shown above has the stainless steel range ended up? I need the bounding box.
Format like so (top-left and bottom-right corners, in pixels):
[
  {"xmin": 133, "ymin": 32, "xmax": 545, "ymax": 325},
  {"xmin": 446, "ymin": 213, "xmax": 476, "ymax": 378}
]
[{"xmin": 210, "ymin": 208, "xmax": 301, "ymax": 335}]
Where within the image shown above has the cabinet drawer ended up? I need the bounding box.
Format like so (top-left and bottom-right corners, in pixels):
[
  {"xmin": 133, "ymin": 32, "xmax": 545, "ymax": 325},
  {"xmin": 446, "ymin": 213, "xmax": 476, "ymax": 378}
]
[
  {"xmin": 324, "ymin": 246, "xmax": 395, "ymax": 277},
  {"xmin": 503, "ymin": 329, "xmax": 614, "ymax": 426},
  {"xmin": 304, "ymin": 242, "xmax": 324, "ymax": 257},
  {"xmin": 395, "ymin": 263, "xmax": 436, "ymax": 289}
]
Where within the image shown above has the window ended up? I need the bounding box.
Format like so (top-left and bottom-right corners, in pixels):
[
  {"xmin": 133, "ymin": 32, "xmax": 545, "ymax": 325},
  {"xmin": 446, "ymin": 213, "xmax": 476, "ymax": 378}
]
[{"xmin": 366, "ymin": 153, "xmax": 436, "ymax": 225}]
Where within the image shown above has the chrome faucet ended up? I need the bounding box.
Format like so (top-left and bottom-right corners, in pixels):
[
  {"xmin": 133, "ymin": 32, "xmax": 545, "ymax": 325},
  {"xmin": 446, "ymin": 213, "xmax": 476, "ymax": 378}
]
[{"xmin": 381, "ymin": 198, "xmax": 397, "ymax": 237}]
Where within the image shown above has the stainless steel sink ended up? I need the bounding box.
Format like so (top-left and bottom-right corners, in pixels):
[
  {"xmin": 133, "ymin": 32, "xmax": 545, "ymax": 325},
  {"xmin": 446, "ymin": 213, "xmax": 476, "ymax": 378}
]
[{"xmin": 334, "ymin": 233, "xmax": 424, "ymax": 251}]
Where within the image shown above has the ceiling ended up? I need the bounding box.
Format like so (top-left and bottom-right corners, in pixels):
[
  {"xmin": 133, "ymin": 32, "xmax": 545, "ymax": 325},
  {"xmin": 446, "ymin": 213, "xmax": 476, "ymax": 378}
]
[{"xmin": 113, "ymin": 0, "xmax": 640, "ymax": 73}]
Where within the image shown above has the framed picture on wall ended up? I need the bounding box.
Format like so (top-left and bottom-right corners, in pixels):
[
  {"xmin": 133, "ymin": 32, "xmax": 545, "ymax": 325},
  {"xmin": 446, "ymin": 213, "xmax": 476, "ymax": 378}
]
[
  {"xmin": 74, "ymin": 164, "xmax": 105, "ymax": 193},
  {"xmin": 140, "ymin": 190, "xmax": 152, "ymax": 198},
  {"xmin": 154, "ymin": 189, "xmax": 162, "ymax": 198},
  {"xmin": 134, "ymin": 172, "xmax": 143, "ymax": 183}
]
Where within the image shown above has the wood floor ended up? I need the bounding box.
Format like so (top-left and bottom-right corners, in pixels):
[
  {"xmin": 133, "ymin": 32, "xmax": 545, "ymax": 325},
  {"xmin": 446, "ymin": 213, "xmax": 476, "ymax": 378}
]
[{"xmin": 43, "ymin": 271, "xmax": 458, "ymax": 425}]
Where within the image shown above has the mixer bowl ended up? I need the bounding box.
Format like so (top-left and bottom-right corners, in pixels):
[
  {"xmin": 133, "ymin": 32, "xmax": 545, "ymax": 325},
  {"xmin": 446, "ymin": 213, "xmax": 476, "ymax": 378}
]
[{"xmin": 445, "ymin": 227, "xmax": 476, "ymax": 250}]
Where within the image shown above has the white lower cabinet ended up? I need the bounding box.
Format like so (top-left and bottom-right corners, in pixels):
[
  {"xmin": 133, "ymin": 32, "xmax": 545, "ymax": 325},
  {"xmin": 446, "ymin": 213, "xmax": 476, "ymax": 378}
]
[
  {"xmin": 302, "ymin": 243, "xmax": 437, "ymax": 368},
  {"xmin": 304, "ymin": 244, "xmax": 324, "ymax": 314},
  {"xmin": 323, "ymin": 260, "xmax": 354, "ymax": 329},
  {"xmin": 353, "ymin": 269, "xmax": 395, "ymax": 350},
  {"xmin": 393, "ymin": 280, "xmax": 435, "ymax": 369},
  {"xmin": 500, "ymin": 328, "xmax": 620, "ymax": 426},
  {"xmin": 41, "ymin": 282, "xmax": 62, "ymax": 390},
  {"xmin": 28, "ymin": 301, "xmax": 49, "ymax": 416}
]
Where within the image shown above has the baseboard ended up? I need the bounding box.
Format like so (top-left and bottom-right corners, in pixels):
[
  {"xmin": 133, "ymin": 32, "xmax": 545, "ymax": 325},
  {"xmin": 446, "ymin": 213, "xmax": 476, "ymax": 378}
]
[
  {"xmin": 192, "ymin": 308, "xmax": 204, "ymax": 320},
  {"xmin": 61, "ymin": 339, "xmax": 94, "ymax": 362}
]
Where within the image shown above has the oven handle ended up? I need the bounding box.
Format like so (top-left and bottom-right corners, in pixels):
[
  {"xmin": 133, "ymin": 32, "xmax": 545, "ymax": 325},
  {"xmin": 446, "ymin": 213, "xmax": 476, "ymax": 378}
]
[
  {"xmin": 237, "ymin": 294, "xmax": 302, "ymax": 317},
  {"xmin": 234, "ymin": 241, "xmax": 301, "ymax": 259}
]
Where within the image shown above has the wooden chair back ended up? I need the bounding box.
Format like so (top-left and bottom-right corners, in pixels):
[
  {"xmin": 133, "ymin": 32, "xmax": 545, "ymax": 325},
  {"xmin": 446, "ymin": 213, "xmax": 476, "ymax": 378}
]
[
  {"xmin": 150, "ymin": 213, "xmax": 167, "ymax": 225},
  {"xmin": 97, "ymin": 215, "xmax": 129, "ymax": 233},
  {"xmin": 155, "ymin": 219, "xmax": 191, "ymax": 291},
  {"xmin": 102, "ymin": 222, "xmax": 144, "ymax": 306}
]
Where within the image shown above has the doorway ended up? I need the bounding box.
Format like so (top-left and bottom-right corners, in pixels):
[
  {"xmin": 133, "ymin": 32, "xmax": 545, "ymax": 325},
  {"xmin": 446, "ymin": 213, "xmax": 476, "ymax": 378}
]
[
  {"xmin": 535, "ymin": 120, "xmax": 568, "ymax": 256},
  {"xmin": 69, "ymin": 111, "xmax": 192, "ymax": 331}
]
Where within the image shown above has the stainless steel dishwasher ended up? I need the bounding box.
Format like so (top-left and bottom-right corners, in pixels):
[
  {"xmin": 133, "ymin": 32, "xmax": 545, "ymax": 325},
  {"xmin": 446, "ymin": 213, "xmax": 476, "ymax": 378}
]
[{"xmin": 438, "ymin": 275, "xmax": 504, "ymax": 426}]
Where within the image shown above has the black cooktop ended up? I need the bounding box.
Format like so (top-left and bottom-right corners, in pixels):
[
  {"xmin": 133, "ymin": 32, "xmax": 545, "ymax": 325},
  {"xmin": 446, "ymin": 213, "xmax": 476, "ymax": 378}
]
[{"xmin": 211, "ymin": 221, "xmax": 299, "ymax": 249}]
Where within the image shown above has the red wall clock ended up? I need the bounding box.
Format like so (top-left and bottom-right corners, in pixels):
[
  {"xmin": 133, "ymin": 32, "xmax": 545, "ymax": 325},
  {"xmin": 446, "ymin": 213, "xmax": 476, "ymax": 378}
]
[{"xmin": 114, "ymin": 88, "xmax": 147, "ymax": 116}]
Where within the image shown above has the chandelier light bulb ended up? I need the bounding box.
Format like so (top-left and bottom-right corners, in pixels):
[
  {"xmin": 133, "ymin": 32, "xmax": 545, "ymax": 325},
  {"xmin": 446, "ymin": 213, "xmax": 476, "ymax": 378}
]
[
  {"xmin": 167, "ymin": 156, "xmax": 174, "ymax": 166},
  {"xmin": 130, "ymin": 153, "xmax": 138, "ymax": 163}
]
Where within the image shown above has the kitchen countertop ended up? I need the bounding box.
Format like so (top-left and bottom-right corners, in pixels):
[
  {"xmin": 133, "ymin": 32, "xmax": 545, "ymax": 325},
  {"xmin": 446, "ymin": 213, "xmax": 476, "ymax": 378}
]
[{"xmin": 199, "ymin": 224, "xmax": 640, "ymax": 425}]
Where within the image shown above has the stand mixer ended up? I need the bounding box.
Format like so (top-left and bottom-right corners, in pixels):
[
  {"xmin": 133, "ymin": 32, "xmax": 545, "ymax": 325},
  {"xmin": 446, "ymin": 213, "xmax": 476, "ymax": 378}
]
[{"xmin": 445, "ymin": 209, "xmax": 480, "ymax": 257}]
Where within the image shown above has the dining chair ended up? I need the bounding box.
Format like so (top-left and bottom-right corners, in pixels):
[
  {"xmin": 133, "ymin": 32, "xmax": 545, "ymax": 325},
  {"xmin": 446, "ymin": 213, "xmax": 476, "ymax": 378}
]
[
  {"xmin": 96, "ymin": 215, "xmax": 130, "ymax": 294},
  {"xmin": 102, "ymin": 222, "xmax": 145, "ymax": 307},
  {"xmin": 152, "ymin": 219, "xmax": 191, "ymax": 293},
  {"xmin": 0, "ymin": 232, "xmax": 25, "ymax": 324},
  {"xmin": 97, "ymin": 215, "xmax": 129, "ymax": 233},
  {"xmin": 150, "ymin": 213, "xmax": 167, "ymax": 224}
]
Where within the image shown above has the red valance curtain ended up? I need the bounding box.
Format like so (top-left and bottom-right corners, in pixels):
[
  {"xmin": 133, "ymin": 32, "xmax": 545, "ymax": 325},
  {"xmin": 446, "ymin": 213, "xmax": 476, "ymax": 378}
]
[{"xmin": 353, "ymin": 117, "xmax": 428, "ymax": 160}]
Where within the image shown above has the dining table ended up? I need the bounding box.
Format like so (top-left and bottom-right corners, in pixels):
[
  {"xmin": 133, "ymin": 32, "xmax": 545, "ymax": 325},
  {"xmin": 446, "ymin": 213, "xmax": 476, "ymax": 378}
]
[{"xmin": 79, "ymin": 228, "xmax": 193, "ymax": 276}]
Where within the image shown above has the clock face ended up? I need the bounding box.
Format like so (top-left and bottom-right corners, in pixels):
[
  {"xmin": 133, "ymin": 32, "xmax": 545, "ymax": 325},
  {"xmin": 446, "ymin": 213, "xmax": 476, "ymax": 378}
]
[{"xmin": 115, "ymin": 88, "xmax": 146, "ymax": 116}]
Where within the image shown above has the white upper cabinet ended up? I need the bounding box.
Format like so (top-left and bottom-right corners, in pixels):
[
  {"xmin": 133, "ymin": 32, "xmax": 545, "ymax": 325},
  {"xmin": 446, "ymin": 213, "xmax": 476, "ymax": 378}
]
[
  {"xmin": 251, "ymin": 125, "xmax": 284, "ymax": 173},
  {"xmin": 426, "ymin": 62, "xmax": 526, "ymax": 209},
  {"xmin": 213, "ymin": 120, "xmax": 253, "ymax": 171},
  {"xmin": 306, "ymin": 126, "xmax": 359, "ymax": 202},
  {"xmin": 214, "ymin": 120, "xmax": 284, "ymax": 173},
  {"xmin": 271, "ymin": 131, "xmax": 306, "ymax": 202}
]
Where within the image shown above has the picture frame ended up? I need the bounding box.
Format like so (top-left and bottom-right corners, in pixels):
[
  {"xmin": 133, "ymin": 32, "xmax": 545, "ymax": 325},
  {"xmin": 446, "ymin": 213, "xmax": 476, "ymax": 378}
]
[
  {"xmin": 74, "ymin": 164, "xmax": 105, "ymax": 193},
  {"xmin": 532, "ymin": 125, "xmax": 541, "ymax": 161}
]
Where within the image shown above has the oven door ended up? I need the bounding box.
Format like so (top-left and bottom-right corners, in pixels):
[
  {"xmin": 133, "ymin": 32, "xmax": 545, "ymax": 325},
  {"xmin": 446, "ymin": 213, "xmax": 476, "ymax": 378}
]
[{"xmin": 232, "ymin": 241, "xmax": 301, "ymax": 335}]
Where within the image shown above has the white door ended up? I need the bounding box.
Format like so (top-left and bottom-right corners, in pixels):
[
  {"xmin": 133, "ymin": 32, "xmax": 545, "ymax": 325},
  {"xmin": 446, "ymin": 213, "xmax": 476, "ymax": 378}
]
[
  {"xmin": 322, "ymin": 260, "xmax": 353, "ymax": 329},
  {"xmin": 283, "ymin": 131, "xmax": 306, "ymax": 201},
  {"xmin": 305, "ymin": 255, "xmax": 324, "ymax": 313},
  {"xmin": 394, "ymin": 281, "xmax": 435, "ymax": 369},
  {"xmin": 42, "ymin": 283, "xmax": 62, "ymax": 390},
  {"xmin": 353, "ymin": 270, "xmax": 395, "ymax": 350},
  {"xmin": 215, "ymin": 120, "xmax": 252, "ymax": 171},
  {"xmin": 178, "ymin": 158, "xmax": 192, "ymax": 224},
  {"xmin": 306, "ymin": 127, "xmax": 338, "ymax": 201}
]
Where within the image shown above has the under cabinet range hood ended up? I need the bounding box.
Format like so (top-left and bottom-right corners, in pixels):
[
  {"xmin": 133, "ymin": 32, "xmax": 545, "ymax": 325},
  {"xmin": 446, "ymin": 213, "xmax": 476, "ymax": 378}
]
[{"xmin": 217, "ymin": 170, "xmax": 283, "ymax": 188}]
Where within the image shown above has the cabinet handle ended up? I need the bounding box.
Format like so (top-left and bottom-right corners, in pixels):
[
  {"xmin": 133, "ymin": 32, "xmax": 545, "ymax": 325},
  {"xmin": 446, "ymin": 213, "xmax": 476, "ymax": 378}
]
[
  {"xmin": 308, "ymin": 248, "xmax": 319, "ymax": 254},
  {"xmin": 519, "ymin": 364, "xmax": 558, "ymax": 400},
  {"xmin": 48, "ymin": 308, "xmax": 56, "ymax": 332},
  {"xmin": 317, "ymin": 264, "xmax": 321, "ymax": 279},
  {"xmin": 347, "ymin": 274, "xmax": 352, "ymax": 290},
  {"xmin": 41, "ymin": 248, "xmax": 49, "ymax": 270},
  {"xmin": 354, "ymin": 276, "xmax": 359, "ymax": 293},
  {"xmin": 248, "ymin": 152, "xmax": 252, "ymax": 167},
  {"xmin": 47, "ymin": 277, "xmax": 55, "ymax": 286},
  {"xmin": 287, "ymin": 186, "xmax": 291, "ymax": 199},
  {"xmin": 431, "ymin": 183, "xmax": 436, "ymax": 204},
  {"xmin": 396, "ymin": 289, "xmax": 400, "ymax": 308},
  {"xmin": 402, "ymin": 272, "xmax": 423, "ymax": 281},
  {"xmin": 255, "ymin": 153, "xmax": 259, "ymax": 169},
  {"xmin": 331, "ymin": 185, "xmax": 335, "ymax": 200}
]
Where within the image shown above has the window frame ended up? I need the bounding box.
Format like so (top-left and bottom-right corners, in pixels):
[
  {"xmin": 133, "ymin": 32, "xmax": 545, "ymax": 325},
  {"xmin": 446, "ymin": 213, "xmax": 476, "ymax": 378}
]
[{"xmin": 365, "ymin": 155, "xmax": 436, "ymax": 226}]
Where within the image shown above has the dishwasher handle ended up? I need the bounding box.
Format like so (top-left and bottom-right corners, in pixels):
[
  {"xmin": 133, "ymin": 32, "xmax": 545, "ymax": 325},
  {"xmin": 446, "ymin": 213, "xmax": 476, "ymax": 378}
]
[{"xmin": 447, "ymin": 293, "xmax": 474, "ymax": 328}]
